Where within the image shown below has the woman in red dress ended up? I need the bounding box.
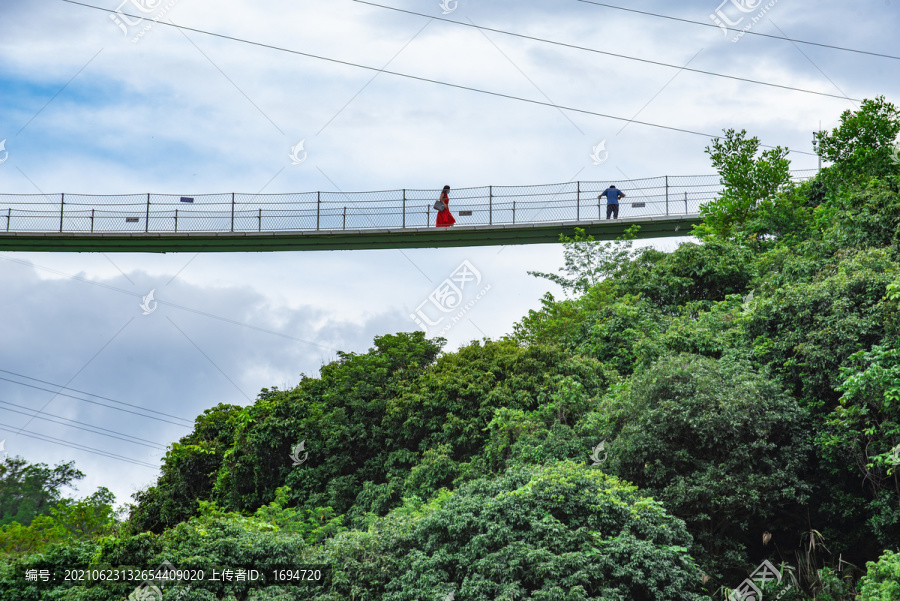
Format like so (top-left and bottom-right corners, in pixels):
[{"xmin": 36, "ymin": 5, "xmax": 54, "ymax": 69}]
[{"xmin": 436, "ymin": 185, "xmax": 456, "ymax": 227}]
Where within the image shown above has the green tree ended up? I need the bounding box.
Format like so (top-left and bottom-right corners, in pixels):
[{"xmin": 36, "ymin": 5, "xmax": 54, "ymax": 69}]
[
  {"xmin": 743, "ymin": 247, "xmax": 899, "ymax": 412},
  {"xmin": 573, "ymin": 293, "xmax": 663, "ymax": 376},
  {"xmin": 0, "ymin": 487, "xmax": 117, "ymax": 558},
  {"xmin": 815, "ymin": 96, "xmax": 900, "ymax": 183},
  {"xmin": 129, "ymin": 331, "xmax": 609, "ymax": 534},
  {"xmin": 619, "ymin": 237, "xmax": 756, "ymax": 313},
  {"xmin": 128, "ymin": 402, "xmax": 243, "ymax": 533},
  {"xmin": 318, "ymin": 462, "xmax": 706, "ymax": 601},
  {"xmin": 817, "ymin": 175, "xmax": 900, "ymax": 250},
  {"xmin": 511, "ymin": 286, "xmax": 613, "ymax": 349},
  {"xmin": 857, "ymin": 548, "xmax": 900, "ymax": 601},
  {"xmin": 479, "ymin": 376, "xmax": 596, "ymax": 473},
  {"xmin": 48, "ymin": 487, "xmax": 118, "ymax": 540},
  {"xmin": 529, "ymin": 226, "xmax": 638, "ymax": 297},
  {"xmin": 1, "ymin": 507, "xmax": 315, "ymax": 600},
  {"xmin": 0, "ymin": 456, "xmax": 84, "ymax": 527},
  {"xmin": 819, "ymin": 345, "xmax": 900, "ymax": 546},
  {"xmin": 695, "ymin": 128, "xmax": 792, "ymax": 240},
  {"xmin": 592, "ymin": 353, "xmax": 812, "ymax": 581},
  {"xmin": 211, "ymin": 331, "xmax": 444, "ymax": 523}
]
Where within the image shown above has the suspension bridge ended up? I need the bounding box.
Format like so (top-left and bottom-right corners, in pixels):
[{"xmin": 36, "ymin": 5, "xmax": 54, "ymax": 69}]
[{"xmin": 0, "ymin": 172, "xmax": 813, "ymax": 252}]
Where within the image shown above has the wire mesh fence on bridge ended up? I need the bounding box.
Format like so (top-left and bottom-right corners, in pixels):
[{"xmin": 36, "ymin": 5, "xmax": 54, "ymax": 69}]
[{"xmin": 0, "ymin": 172, "xmax": 817, "ymax": 234}]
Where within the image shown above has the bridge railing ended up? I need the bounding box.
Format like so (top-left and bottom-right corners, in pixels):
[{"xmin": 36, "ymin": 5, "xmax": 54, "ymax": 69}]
[{"xmin": 0, "ymin": 172, "xmax": 817, "ymax": 234}]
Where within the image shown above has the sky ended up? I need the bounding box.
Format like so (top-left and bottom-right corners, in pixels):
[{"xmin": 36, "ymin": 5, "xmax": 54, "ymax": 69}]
[{"xmin": 0, "ymin": 0, "xmax": 898, "ymax": 510}]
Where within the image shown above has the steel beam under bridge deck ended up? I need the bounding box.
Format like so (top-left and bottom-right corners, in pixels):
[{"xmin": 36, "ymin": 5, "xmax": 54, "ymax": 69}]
[{"xmin": 0, "ymin": 215, "xmax": 700, "ymax": 253}]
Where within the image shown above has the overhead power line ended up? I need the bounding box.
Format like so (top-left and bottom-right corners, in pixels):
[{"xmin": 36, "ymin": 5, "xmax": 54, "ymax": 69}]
[
  {"xmin": 0, "ymin": 400, "xmax": 165, "ymax": 449},
  {"xmin": 577, "ymin": 0, "xmax": 900, "ymax": 62},
  {"xmin": 0, "ymin": 372, "xmax": 193, "ymax": 427},
  {"xmin": 0, "ymin": 367, "xmax": 192, "ymax": 423},
  {"xmin": 59, "ymin": 0, "xmax": 816, "ymax": 155},
  {"xmin": 352, "ymin": 0, "xmax": 859, "ymax": 102},
  {"xmin": 0, "ymin": 424, "xmax": 159, "ymax": 469}
]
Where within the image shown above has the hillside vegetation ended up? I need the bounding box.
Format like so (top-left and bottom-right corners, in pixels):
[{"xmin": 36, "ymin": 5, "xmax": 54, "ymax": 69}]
[{"xmin": 2, "ymin": 97, "xmax": 900, "ymax": 600}]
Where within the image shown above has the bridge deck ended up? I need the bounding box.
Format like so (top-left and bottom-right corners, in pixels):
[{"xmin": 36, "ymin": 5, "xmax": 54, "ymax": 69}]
[{"xmin": 0, "ymin": 215, "xmax": 700, "ymax": 252}]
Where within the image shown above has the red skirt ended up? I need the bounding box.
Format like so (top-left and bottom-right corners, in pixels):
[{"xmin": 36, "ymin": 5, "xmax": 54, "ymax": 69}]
[{"xmin": 436, "ymin": 208, "xmax": 456, "ymax": 227}]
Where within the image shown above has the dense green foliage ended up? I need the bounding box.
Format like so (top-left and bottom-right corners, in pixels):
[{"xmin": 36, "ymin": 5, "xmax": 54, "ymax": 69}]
[
  {"xmin": 0, "ymin": 456, "xmax": 84, "ymax": 527},
  {"xmin": 2, "ymin": 98, "xmax": 900, "ymax": 600},
  {"xmin": 815, "ymin": 96, "xmax": 900, "ymax": 185},
  {"xmin": 592, "ymin": 354, "xmax": 812, "ymax": 577},
  {"xmin": 695, "ymin": 128, "xmax": 792, "ymax": 240},
  {"xmin": 328, "ymin": 462, "xmax": 705, "ymax": 601},
  {"xmin": 857, "ymin": 549, "xmax": 900, "ymax": 601},
  {"xmin": 0, "ymin": 487, "xmax": 117, "ymax": 557}
]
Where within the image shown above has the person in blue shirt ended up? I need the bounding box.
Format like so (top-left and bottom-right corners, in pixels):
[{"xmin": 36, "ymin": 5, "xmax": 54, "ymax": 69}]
[{"xmin": 599, "ymin": 185, "xmax": 626, "ymax": 219}]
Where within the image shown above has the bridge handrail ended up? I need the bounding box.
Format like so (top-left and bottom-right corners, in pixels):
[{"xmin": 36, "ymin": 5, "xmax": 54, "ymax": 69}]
[{"xmin": 0, "ymin": 171, "xmax": 817, "ymax": 234}]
